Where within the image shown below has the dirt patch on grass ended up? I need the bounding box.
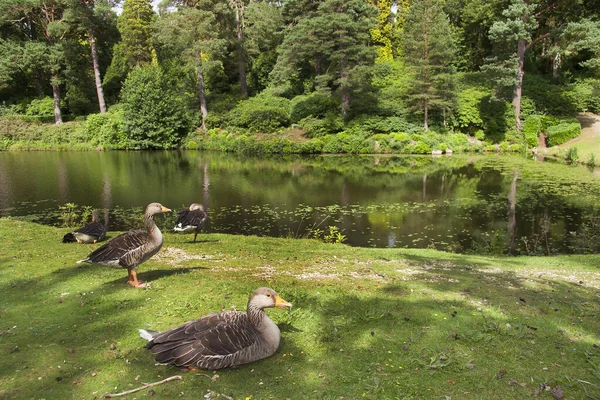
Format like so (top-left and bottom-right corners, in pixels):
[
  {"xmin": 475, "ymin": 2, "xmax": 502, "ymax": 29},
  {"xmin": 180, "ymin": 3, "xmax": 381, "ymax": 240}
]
[{"xmin": 155, "ymin": 247, "xmax": 222, "ymax": 266}]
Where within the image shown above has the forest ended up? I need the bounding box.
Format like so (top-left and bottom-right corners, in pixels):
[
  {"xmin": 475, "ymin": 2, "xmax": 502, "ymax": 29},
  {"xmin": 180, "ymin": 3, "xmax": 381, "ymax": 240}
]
[{"xmin": 0, "ymin": 0, "xmax": 599, "ymax": 153}]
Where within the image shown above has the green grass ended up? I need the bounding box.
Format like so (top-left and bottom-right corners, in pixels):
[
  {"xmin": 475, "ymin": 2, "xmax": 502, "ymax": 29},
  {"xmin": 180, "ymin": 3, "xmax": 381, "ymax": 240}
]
[{"xmin": 1, "ymin": 218, "xmax": 599, "ymax": 399}]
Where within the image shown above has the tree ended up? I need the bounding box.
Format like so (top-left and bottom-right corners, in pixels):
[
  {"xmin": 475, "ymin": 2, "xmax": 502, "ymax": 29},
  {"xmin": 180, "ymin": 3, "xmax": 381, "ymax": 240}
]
[
  {"xmin": 154, "ymin": 0, "xmax": 227, "ymax": 130},
  {"xmin": 0, "ymin": 0, "xmax": 70, "ymax": 125},
  {"xmin": 121, "ymin": 64, "xmax": 190, "ymax": 148},
  {"xmin": 104, "ymin": 0, "xmax": 155, "ymax": 96},
  {"xmin": 65, "ymin": 0, "xmax": 118, "ymax": 113},
  {"xmin": 403, "ymin": 0, "xmax": 456, "ymax": 131},
  {"xmin": 276, "ymin": 0, "xmax": 378, "ymax": 118},
  {"xmin": 485, "ymin": 0, "xmax": 592, "ymax": 128}
]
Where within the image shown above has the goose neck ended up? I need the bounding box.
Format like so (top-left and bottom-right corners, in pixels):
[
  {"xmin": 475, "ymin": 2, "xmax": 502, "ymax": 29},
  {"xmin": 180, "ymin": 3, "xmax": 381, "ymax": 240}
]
[{"xmin": 247, "ymin": 303, "xmax": 266, "ymax": 326}]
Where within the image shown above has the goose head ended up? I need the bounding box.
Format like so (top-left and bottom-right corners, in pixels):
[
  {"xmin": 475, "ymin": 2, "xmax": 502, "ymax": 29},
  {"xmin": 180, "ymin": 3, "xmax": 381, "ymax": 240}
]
[
  {"xmin": 145, "ymin": 202, "xmax": 172, "ymax": 216},
  {"xmin": 249, "ymin": 287, "xmax": 292, "ymax": 310},
  {"xmin": 189, "ymin": 203, "xmax": 205, "ymax": 211}
]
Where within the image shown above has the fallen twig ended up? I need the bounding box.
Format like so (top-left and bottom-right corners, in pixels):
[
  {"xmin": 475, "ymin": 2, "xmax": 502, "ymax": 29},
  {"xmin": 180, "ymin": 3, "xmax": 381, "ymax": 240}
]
[
  {"xmin": 577, "ymin": 379, "xmax": 599, "ymax": 400},
  {"xmin": 101, "ymin": 375, "xmax": 182, "ymax": 398}
]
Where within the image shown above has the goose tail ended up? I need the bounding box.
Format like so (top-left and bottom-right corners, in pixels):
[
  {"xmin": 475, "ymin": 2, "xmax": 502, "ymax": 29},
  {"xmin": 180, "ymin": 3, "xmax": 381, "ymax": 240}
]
[{"xmin": 139, "ymin": 329, "xmax": 159, "ymax": 341}]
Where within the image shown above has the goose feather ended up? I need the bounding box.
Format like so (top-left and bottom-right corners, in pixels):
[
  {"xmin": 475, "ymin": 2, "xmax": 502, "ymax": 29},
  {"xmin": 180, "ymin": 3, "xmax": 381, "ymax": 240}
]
[{"xmin": 140, "ymin": 288, "xmax": 292, "ymax": 370}]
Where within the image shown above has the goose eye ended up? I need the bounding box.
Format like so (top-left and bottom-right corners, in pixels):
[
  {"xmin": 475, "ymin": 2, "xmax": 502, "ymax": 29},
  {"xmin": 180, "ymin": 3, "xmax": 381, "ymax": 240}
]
[{"xmin": 266, "ymin": 294, "xmax": 271, "ymax": 297}]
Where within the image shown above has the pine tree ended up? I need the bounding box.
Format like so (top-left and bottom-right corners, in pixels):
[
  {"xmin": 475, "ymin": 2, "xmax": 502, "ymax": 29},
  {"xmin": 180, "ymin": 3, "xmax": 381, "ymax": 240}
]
[
  {"xmin": 118, "ymin": 0, "xmax": 156, "ymax": 67},
  {"xmin": 404, "ymin": 0, "xmax": 456, "ymax": 131}
]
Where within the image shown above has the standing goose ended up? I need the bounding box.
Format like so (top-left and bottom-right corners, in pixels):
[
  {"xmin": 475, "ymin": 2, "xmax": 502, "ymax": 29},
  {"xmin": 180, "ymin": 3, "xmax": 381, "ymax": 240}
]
[
  {"xmin": 77, "ymin": 203, "xmax": 171, "ymax": 288},
  {"xmin": 173, "ymin": 203, "xmax": 208, "ymax": 242},
  {"xmin": 139, "ymin": 287, "xmax": 292, "ymax": 370},
  {"xmin": 62, "ymin": 210, "xmax": 106, "ymax": 244}
]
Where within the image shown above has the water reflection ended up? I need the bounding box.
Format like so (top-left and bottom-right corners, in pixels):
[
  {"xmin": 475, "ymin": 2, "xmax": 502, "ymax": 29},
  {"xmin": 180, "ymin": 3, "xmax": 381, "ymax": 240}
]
[{"xmin": 1, "ymin": 151, "xmax": 599, "ymax": 255}]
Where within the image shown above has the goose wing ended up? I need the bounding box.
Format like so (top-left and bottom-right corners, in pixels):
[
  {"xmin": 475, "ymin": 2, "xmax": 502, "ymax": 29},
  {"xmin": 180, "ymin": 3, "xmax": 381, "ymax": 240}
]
[
  {"xmin": 146, "ymin": 311, "xmax": 260, "ymax": 366},
  {"xmin": 175, "ymin": 209, "xmax": 208, "ymax": 229},
  {"xmin": 84, "ymin": 230, "xmax": 149, "ymax": 267},
  {"xmin": 76, "ymin": 222, "xmax": 107, "ymax": 241}
]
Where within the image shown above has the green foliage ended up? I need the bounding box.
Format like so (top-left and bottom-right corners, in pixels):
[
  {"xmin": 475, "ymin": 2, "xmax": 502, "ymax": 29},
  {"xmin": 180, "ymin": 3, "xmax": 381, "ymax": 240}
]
[
  {"xmin": 26, "ymin": 97, "xmax": 56, "ymax": 117},
  {"xmin": 545, "ymin": 120, "xmax": 581, "ymax": 147},
  {"xmin": 298, "ymin": 114, "xmax": 344, "ymax": 138},
  {"xmin": 565, "ymin": 147, "xmax": 579, "ymax": 164},
  {"xmin": 84, "ymin": 105, "xmax": 127, "ymax": 149},
  {"xmin": 228, "ymin": 92, "xmax": 291, "ymax": 132},
  {"xmin": 117, "ymin": 0, "xmax": 156, "ymax": 67},
  {"xmin": 404, "ymin": 0, "xmax": 457, "ymax": 129},
  {"xmin": 523, "ymin": 115, "xmax": 541, "ymax": 147},
  {"xmin": 289, "ymin": 93, "xmax": 338, "ymax": 123},
  {"xmin": 121, "ymin": 65, "xmax": 191, "ymax": 149},
  {"xmin": 455, "ymin": 88, "xmax": 486, "ymax": 133}
]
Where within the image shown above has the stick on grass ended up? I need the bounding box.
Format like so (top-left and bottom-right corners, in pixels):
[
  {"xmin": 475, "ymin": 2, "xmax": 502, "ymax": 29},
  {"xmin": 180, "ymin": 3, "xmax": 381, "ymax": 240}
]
[{"xmin": 102, "ymin": 375, "xmax": 182, "ymax": 398}]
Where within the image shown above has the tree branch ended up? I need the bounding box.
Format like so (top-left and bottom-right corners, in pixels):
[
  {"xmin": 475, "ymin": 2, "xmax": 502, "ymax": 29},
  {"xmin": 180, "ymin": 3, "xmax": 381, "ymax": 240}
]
[
  {"xmin": 101, "ymin": 375, "xmax": 182, "ymax": 398},
  {"xmin": 526, "ymin": 32, "xmax": 550, "ymax": 50},
  {"xmin": 534, "ymin": 0, "xmax": 563, "ymax": 18}
]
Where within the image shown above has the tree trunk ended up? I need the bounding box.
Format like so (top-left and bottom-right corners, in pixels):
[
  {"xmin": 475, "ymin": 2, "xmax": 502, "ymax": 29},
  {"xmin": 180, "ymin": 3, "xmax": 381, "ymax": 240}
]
[
  {"xmin": 89, "ymin": 28, "xmax": 107, "ymax": 113},
  {"xmin": 232, "ymin": 0, "xmax": 247, "ymax": 98},
  {"xmin": 512, "ymin": 38, "xmax": 526, "ymax": 129},
  {"xmin": 424, "ymin": 99, "xmax": 429, "ymax": 131},
  {"xmin": 33, "ymin": 70, "xmax": 44, "ymax": 97},
  {"xmin": 197, "ymin": 66, "xmax": 208, "ymax": 130},
  {"xmin": 443, "ymin": 108, "xmax": 447, "ymax": 127},
  {"xmin": 552, "ymin": 53, "xmax": 561, "ymax": 79},
  {"xmin": 340, "ymin": 68, "xmax": 350, "ymax": 119},
  {"xmin": 51, "ymin": 73, "xmax": 63, "ymax": 125}
]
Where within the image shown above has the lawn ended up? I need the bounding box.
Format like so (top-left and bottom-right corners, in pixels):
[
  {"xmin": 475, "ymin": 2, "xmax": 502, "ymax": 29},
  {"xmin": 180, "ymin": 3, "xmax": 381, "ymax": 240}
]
[{"xmin": 0, "ymin": 218, "xmax": 599, "ymax": 399}]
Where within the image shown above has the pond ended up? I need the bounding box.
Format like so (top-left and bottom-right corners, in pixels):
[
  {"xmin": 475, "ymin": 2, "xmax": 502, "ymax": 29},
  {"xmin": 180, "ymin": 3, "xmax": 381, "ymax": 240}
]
[{"xmin": 1, "ymin": 151, "xmax": 599, "ymax": 255}]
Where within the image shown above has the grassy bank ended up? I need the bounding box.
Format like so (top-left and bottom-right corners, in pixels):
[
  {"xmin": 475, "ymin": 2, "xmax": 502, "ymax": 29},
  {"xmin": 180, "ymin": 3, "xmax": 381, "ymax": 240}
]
[{"xmin": 0, "ymin": 218, "xmax": 599, "ymax": 399}]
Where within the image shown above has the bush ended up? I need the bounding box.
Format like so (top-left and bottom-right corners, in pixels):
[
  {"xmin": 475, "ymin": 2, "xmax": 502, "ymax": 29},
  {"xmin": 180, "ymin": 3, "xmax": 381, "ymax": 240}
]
[
  {"xmin": 523, "ymin": 115, "xmax": 542, "ymax": 147},
  {"xmin": 85, "ymin": 105, "xmax": 127, "ymax": 149},
  {"xmin": 121, "ymin": 65, "xmax": 191, "ymax": 149},
  {"xmin": 456, "ymin": 87, "xmax": 487, "ymax": 134},
  {"xmin": 228, "ymin": 92, "xmax": 291, "ymax": 132},
  {"xmin": 26, "ymin": 97, "xmax": 56, "ymax": 117},
  {"xmin": 290, "ymin": 93, "xmax": 338, "ymax": 123},
  {"xmin": 545, "ymin": 119, "xmax": 581, "ymax": 147},
  {"xmin": 299, "ymin": 113, "xmax": 344, "ymax": 138}
]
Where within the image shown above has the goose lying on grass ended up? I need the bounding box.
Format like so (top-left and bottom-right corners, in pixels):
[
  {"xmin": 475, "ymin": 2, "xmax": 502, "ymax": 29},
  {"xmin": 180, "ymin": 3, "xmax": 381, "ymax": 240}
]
[
  {"xmin": 62, "ymin": 210, "xmax": 106, "ymax": 244},
  {"xmin": 139, "ymin": 287, "xmax": 292, "ymax": 370},
  {"xmin": 77, "ymin": 203, "xmax": 171, "ymax": 288},
  {"xmin": 173, "ymin": 203, "xmax": 208, "ymax": 242}
]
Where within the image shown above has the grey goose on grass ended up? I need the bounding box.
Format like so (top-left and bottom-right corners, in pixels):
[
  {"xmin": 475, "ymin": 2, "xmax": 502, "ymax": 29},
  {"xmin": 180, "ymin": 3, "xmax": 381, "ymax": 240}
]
[
  {"xmin": 173, "ymin": 203, "xmax": 208, "ymax": 242},
  {"xmin": 62, "ymin": 210, "xmax": 106, "ymax": 244},
  {"xmin": 77, "ymin": 202, "xmax": 172, "ymax": 288},
  {"xmin": 139, "ymin": 287, "xmax": 292, "ymax": 370}
]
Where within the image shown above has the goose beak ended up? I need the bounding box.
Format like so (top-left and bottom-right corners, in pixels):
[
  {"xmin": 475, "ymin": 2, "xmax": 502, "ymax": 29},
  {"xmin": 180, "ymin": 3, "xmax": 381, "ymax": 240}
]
[
  {"xmin": 161, "ymin": 206, "xmax": 172, "ymax": 213},
  {"xmin": 275, "ymin": 296, "xmax": 292, "ymax": 308}
]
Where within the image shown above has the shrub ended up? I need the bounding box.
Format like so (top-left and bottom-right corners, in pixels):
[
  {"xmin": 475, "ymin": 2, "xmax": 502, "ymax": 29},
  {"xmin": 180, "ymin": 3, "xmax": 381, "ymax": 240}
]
[
  {"xmin": 446, "ymin": 133, "xmax": 469, "ymax": 150},
  {"xmin": 85, "ymin": 105, "xmax": 127, "ymax": 149},
  {"xmin": 565, "ymin": 147, "xmax": 579, "ymax": 164},
  {"xmin": 228, "ymin": 92, "xmax": 291, "ymax": 132},
  {"xmin": 121, "ymin": 65, "xmax": 191, "ymax": 149},
  {"xmin": 290, "ymin": 93, "xmax": 338, "ymax": 122},
  {"xmin": 26, "ymin": 97, "xmax": 56, "ymax": 117},
  {"xmin": 523, "ymin": 115, "xmax": 542, "ymax": 147},
  {"xmin": 545, "ymin": 121, "xmax": 581, "ymax": 146},
  {"xmin": 456, "ymin": 87, "xmax": 486, "ymax": 134},
  {"xmin": 412, "ymin": 141, "xmax": 431, "ymax": 154},
  {"xmin": 299, "ymin": 113, "xmax": 344, "ymax": 138}
]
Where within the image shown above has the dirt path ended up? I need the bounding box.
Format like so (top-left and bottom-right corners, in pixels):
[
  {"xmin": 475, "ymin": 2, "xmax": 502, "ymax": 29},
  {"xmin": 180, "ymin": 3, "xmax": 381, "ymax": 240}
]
[{"xmin": 572, "ymin": 114, "xmax": 600, "ymax": 144}]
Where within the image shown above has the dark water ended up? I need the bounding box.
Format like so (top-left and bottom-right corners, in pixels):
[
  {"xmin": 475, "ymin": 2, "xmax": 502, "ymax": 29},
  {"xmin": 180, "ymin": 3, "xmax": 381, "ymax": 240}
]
[{"xmin": 1, "ymin": 151, "xmax": 599, "ymax": 255}]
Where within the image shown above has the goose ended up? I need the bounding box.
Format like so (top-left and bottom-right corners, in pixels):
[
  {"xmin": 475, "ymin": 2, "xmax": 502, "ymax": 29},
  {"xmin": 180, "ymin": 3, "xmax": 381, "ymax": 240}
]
[
  {"xmin": 173, "ymin": 203, "xmax": 208, "ymax": 242},
  {"xmin": 139, "ymin": 287, "xmax": 292, "ymax": 370},
  {"xmin": 77, "ymin": 203, "xmax": 171, "ymax": 288},
  {"xmin": 62, "ymin": 210, "xmax": 106, "ymax": 244}
]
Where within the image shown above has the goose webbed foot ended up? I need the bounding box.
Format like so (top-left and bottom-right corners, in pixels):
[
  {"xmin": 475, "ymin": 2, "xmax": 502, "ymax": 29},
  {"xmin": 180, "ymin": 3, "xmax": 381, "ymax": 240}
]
[{"xmin": 127, "ymin": 270, "xmax": 149, "ymax": 288}]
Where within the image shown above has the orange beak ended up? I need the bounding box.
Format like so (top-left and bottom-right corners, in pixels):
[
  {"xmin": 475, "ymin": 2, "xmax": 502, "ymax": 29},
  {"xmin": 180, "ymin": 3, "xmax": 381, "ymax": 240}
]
[
  {"xmin": 275, "ymin": 295, "xmax": 292, "ymax": 308},
  {"xmin": 161, "ymin": 206, "xmax": 172, "ymax": 213}
]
